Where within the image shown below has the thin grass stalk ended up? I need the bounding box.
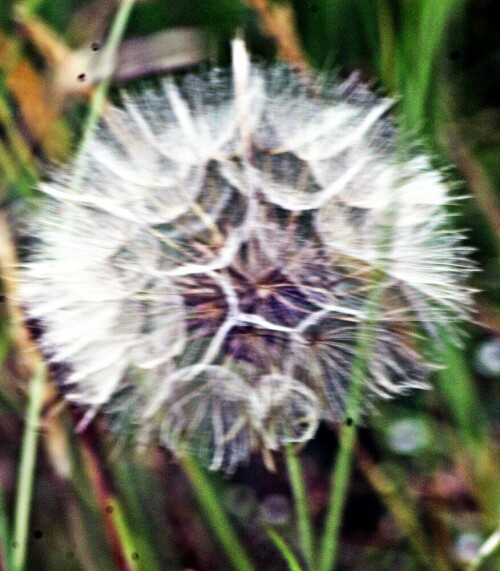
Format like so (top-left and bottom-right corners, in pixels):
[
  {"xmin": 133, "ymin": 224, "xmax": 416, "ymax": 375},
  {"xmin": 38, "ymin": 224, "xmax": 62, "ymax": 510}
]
[
  {"xmin": 12, "ymin": 360, "xmax": 46, "ymax": 571},
  {"xmin": 399, "ymin": 0, "xmax": 464, "ymax": 131},
  {"xmin": 78, "ymin": 425, "xmax": 137, "ymax": 571},
  {"xmin": 266, "ymin": 526, "xmax": 305, "ymax": 571},
  {"xmin": 71, "ymin": 0, "xmax": 136, "ymax": 190},
  {"xmin": 105, "ymin": 498, "xmax": 143, "ymax": 571},
  {"xmin": 179, "ymin": 454, "xmax": 255, "ymax": 571},
  {"xmin": 110, "ymin": 461, "xmax": 166, "ymax": 570},
  {"xmin": 318, "ymin": 209, "xmax": 394, "ymax": 571},
  {"xmin": 284, "ymin": 444, "xmax": 314, "ymax": 570},
  {"xmin": 38, "ymin": 405, "xmax": 115, "ymax": 570},
  {"xmin": 437, "ymin": 335, "xmax": 500, "ymax": 527},
  {"xmin": 60, "ymin": 6, "xmax": 138, "ymax": 564},
  {"xmin": 316, "ymin": 296, "xmax": 381, "ymax": 571}
]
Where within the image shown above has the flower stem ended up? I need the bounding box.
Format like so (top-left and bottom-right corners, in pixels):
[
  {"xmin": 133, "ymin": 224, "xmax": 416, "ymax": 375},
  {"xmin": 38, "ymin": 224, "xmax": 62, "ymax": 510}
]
[
  {"xmin": 179, "ymin": 454, "xmax": 255, "ymax": 571},
  {"xmin": 284, "ymin": 444, "xmax": 314, "ymax": 570},
  {"xmin": 316, "ymin": 184, "xmax": 398, "ymax": 571},
  {"xmin": 317, "ymin": 291, "xmax": 381, "ymax": 571},
  {"xmin": 12, "ymin": 360, "xmax": 46, "ymax": 571}
]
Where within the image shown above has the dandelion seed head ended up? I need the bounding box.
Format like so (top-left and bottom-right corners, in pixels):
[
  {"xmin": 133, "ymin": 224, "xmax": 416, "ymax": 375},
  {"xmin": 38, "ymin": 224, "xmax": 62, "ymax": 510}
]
[{"xmin": 21, "ymin": 41, "xmax": 473, "ymax": 471}]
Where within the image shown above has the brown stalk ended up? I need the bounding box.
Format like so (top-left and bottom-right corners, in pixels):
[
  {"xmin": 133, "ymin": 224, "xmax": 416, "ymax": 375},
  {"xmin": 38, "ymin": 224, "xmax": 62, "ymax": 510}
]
[{"xmin": 243, "ymin": 0, "xmax": 309, "ymax": 69}]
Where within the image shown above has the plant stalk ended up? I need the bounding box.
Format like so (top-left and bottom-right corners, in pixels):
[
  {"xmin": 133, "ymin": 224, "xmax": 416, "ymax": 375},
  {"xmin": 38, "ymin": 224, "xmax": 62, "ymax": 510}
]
[
  {"xmin": 12, "ymin": 361, "xmax": 46, "ymax": 571},
  {"xmin": 180, "ymin": 454, "xmax": 255, "ymax": 571},
  {"xmin": 285, "ymin": 444, "xmax": 314, "ymax": 570}
]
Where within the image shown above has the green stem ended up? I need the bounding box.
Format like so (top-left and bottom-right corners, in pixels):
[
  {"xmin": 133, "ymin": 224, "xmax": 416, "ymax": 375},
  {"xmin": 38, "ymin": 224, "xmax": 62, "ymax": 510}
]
[
  {"xmin": 180, "ymin": 454, "xmax": 255, "ymax": 571},
  {"xmin": 110, "ymin": 462, "xmax": 166, "ymax": 571},
  {"xmin": 105, "ymin": 497, "xmax": 143, "ymax": 571},
  {"xmin": 317, "ymin": 306, "xmax": 380, "ymax": 571},
  {"xmin": 284, "ymin": 444, "xmax": 314, "ymax": 570},
  {"xmin": 12, "ymin": 361, "xmax": 46, "ymax": 571},
  {"xmin": 266, "ymin": 526, "xmax": 305, "ymax": 571},
  {"xmin": 318, "ymin": 252, "xmax": 391, "ymax": 570},
  {"xmin": 72, "ymin": 0, "xmax": 136, "ymax": 190}
]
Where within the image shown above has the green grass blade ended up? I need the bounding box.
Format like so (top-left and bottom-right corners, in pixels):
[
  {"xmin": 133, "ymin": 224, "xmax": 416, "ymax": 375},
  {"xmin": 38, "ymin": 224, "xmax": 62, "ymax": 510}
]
[
  {"xmin": 437, "ymin": 333, "xmax": 500, "ymax": 524},
  {"xmin": 266, "ymin": 526, "xmax": 305, "ymax": 571},
  {"xmin": 318, "ymin": 198, "xmax": 396, "ymax": 571},
  {"xmin": 180, "ymin": 454, "xmax": 255, "ymax": 571},
  {"xmin": 71, "ymin": 0, "xmax": 136, "ymax": 190},
  {"xmin": 12, "ymin": 360, "xmax": 46, "ymax": 571},
  {"xmin": 399, "ymin": 0, "xmax": 465, "ymax": 131},
  {"xmin": 317, "ymin": 274, "xmax": 388, "ymax": 571},
  {"xmin": 110, "ymin": 461, "xmax": 167, "ymax": 571},
  {"xmin": 284, "ymin": 444, "xmax": 314, "ymax": 570}
]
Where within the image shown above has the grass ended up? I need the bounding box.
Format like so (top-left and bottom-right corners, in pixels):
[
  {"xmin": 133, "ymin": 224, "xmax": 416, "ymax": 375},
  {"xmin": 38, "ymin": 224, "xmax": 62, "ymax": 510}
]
[
  {"xmin": 0, "ymin": 0, "xmax": 499, "ymax": 570},
  {"xmin": 12, "ymin": 361, "xmax": 45, "ymax": 571}
]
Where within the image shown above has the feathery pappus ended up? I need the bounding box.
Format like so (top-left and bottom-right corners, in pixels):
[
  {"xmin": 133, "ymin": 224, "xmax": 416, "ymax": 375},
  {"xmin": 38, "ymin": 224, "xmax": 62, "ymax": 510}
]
[{"xmin": 21, "ymin": 39, "xmax": 473, "ymax": 471}]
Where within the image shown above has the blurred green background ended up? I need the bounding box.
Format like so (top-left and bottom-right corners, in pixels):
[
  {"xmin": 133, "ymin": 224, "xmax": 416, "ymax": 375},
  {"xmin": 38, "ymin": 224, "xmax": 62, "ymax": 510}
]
[{"xmin": 0, "ymin": 1, "xmax": 499, "ymax": 570}]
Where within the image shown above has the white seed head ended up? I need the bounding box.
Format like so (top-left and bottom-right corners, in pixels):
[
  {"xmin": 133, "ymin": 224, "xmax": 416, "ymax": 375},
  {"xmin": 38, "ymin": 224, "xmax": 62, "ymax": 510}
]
[{"xmin": 21, "ymin": 42, "xmax": 473, "ymax": 471}]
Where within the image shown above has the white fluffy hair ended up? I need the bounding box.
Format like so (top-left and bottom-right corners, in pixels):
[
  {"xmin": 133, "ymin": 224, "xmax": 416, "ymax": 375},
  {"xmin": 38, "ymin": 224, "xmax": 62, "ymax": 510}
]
[{"xmin": 21, "ymin": 39, "xmax": 473, "ymax": 471}]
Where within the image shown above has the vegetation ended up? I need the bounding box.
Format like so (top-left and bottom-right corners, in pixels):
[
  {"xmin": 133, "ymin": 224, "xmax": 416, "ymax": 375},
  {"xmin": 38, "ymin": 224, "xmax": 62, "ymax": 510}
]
[{"xmin": 0, "ymin": 1, "xmax": 498, "ymax": 570}]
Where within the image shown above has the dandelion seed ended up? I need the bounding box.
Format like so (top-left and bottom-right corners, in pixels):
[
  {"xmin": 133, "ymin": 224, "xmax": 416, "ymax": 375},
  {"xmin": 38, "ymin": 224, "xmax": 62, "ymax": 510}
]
[{"xmin": 21, "ymin": 39, "xmax": 473, "ymax": 471}]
